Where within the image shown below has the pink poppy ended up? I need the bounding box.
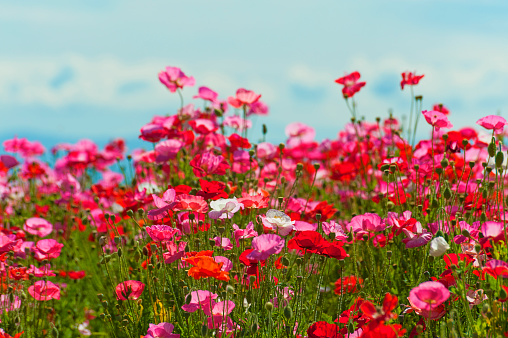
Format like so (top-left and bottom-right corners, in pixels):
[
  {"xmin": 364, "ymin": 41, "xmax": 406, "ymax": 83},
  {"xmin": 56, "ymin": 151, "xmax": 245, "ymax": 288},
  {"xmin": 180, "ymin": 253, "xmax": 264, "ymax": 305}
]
[
  {"xmin": 115, "ymin": 280, "xmax": 145, "ymax": 300},
  {"xmin": 174, "ymin": 194, "xmax": 208, "ymax": 213},
  {"xmin": 146, "ymin": 225, "xmax": 180, "ymax": 242},
  {"xmin": 223, "ymin": 116, "xmax": 252, "ymax": 131},
  {"xmin": 247, "ymin": 234, "xmax": 285, "ymax": 261},
  {"xmin": 163, "ymin": 240, "xmax": 187, "ymax": 264},
  {"xmin": 409, "ymin": 281, "xmax": 450, "ymax": 311},
  {"xmin": 347, "ymin": 213, "xmax": 386, "ymax": 235},
  {"xmin": 28, "ymin": 264, "xmax": 56, "ymax": 277},
  {"xmin": 400, "ymin": 71, "xmax": 424, "ymax": 90},
  {"xmin": 158, "ymin": 66, "xmax": 195, "ymax": 93},
  {"xmin": 28, "ymin": 280, "xmax": 60, "ymax": 301},
  {"xmin": 476, "ymin": 115, "xmax": 508, "ymax": 134},
  {"xmin": 335, "ymin": 71, "xmax": 366, "ymax": 98},
  {"xmin": 285, "ymin": 122, "xmax": 316, "ymax": 143},
  {"xmin": 232, "ymin": 222, "xmax": 258, "ymax": 247},
  {"xmin": 147, "ymin": 189, "xmax": 176, "ymax": 220},
  {"xmin": 181, "ymin": 290, "xmax": 218, "ymax": 313},
  {"xmin": 421, "ymin": 110, "xmax": 453, "ymax": 131},
  {"xmin": 481, "ymin": 221, "xmax": 503, "ymax": 239},
  {"xmin": 33, "ymin": 239, "xmax": 64, "ymax": 261},
  {"xmin": 193, "ymin": 86, "xmax": 218, "ymax": 103},
  {"xmin": 247, "ymin": 100, "xmax": 269, "ymax": 116},
  {"xmin": 144, "ymin": 322, "xmax": 180, "ymax": 338},
  {"xmin": 189, "ymin": 152, "xmax": 230, "ymax": 177},
  {"xmin": 213, "ymin": 256, "xmax": 233, "ymax": 272},
  {"xmin": 24, "ymin": 217, "xmax": 53, "ymax": 238},
  {"xmin": 155, "ymin": 139, "xmax": 183, "ymax": 163},
  {"xmin": 0, "ymin": 234, "xmax": 19, "ymax": 253},
  {"xmin": 210, "ymin": 237, "xmax": 233, "ymax": 251},
  {"xmin": 203, "ymin": 300, "xmax": 235, "ymax": 329},
  {"xmin": 3, "ymin": 137, "xmax": 46, "ymax": 158},
  {"xmin": 256, "ymin": 142, "xmax": 277, "ymax": 160},
  {"xmin": 227, "ymin": 88, "xmax": 261, "ymax": 108}
]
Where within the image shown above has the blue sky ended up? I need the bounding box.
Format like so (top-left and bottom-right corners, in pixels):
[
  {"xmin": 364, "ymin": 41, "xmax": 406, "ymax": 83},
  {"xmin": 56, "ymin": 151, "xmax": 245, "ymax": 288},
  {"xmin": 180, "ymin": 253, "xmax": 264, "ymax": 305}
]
[{"xmin": 1, "ymin": 0, "xmax": 508, "ymax": 151}]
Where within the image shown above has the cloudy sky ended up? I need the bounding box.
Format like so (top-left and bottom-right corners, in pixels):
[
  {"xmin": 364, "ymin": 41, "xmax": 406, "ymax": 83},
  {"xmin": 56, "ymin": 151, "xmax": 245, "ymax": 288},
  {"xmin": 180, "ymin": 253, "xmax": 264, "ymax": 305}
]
[{"xmin": 1, "ymin": 0, "xmax": 508, "ymax": 151}]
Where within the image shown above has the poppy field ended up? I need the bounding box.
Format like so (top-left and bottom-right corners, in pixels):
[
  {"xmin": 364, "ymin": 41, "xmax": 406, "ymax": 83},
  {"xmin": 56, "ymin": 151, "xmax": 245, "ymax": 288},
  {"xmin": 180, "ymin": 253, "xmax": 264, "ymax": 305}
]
[{"xmin": 2, "ymin": 66, "xmax": 508, "ymax": 337}]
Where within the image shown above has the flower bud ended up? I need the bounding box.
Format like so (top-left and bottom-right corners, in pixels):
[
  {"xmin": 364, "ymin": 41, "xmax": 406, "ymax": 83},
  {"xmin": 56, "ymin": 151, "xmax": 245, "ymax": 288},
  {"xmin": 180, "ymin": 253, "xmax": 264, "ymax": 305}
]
[
  {"xmin": 265, "ymin": 302, "xmax": 273, "ymax": 312},
  {"xmin": 429, "ymin": 237, "xmax": 450, "ymax": 257},
  {"xmin": 284, "ymin": 305, "xmax": 293, "ymax": 319},
  {"xmin": 496, "ymin": 151, "xmax": 504, "ymax": 168},
  {"xmin": 488, "ymin": 140, "xmax": 496, "ymax": 157}
]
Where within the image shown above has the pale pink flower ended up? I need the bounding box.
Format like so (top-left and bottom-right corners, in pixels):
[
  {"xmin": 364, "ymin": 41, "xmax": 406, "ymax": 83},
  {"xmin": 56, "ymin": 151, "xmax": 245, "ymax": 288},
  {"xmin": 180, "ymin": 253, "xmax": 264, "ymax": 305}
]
[
  {"xmin": 210, "ymin": 237, "xmax": 233, "ymax": 251},
  {"xmin": 181, "ymin": 290, "xmax": 218, "ymax": 313},
  {"xmin": 159, "ymin": 66, "xmax": 195, "ymax": 93},
  {"xmin": 193, "ymin": 86, "xmax": 218, "ymax": 103},
  {"xmin": 147, "ymin": 189, "xmax": 176, "ymax": 220},
  {"xmin": 259, "ymin": 210, "xmax": 295, "ymax": 236},
  {"xmin": 223, "ymin": 116, "xmax": 252, "ymax": 131},
  {"xmin": 247, "ymin": 234, "xmax": 284, "ymax": 261},
  {"xmin": 203, "ymin": 300, "xmax": 235, "ymax": 329},
  {"xmin": 163, "ymin": 240, "xmax": 187, "ymax": 264},
  {"xmin": 247, "ymin": 100, "xmax": 269, "ymax": 116},
  {"xmin": 476, "ymin": 115, "xmax": 508, "ymax": 134},
  {"xmin": 24, "ymin": 217, "xmax": 53, "ymax": 237},
  {"xmin": 214, "ymin": 256, "xmax": 233, "ymax": 271},
  {"xmin": 208, "ymin": 198, "xmax": 244, "ymax": 220},
  {"xmin": 228, "ymin": 88, "xmax": 261, "ymax": 108},
  {"xmin": 256, "ymin": 142, "xmax": 277, "ymax": 160},
  {"xmin": 232, "ymin": 222, "xmax": 258, "ymax": 247},
  {"xmin": 421, "ymin": 110, "xmax": 453, "ymax": 131},
  {"xmin": 155, "ymin": 139, "xmax": 183, "ymax": 163}
]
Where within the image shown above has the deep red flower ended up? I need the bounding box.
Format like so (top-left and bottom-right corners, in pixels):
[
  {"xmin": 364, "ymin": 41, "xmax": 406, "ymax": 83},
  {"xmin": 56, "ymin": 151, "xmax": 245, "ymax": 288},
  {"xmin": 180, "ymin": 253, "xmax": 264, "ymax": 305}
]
[
  {"xmin": 334, "ymin": 276, "xmax": 363, "ymax": 294},
  {"xmin": 307, "ymin": 321, "xmax": 341, "ymax": 338},
  {"xmin": 68, "ymin": 270, "xmax": 86, "ymax": 280},
  {"xmin": 196, "ymin": 179, "xmax": 228, "ymax": 200},
  {"xmin": 228, "ymin": 133, "xmax": 251, "ymax": 149}
]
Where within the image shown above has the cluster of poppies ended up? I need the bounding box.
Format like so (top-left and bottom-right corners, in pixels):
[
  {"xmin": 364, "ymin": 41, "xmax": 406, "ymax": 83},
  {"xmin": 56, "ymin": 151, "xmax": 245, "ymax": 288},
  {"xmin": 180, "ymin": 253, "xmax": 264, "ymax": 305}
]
[{"xmin": 1, "ymin": 65, "xmax": 508, "ymax": 337}]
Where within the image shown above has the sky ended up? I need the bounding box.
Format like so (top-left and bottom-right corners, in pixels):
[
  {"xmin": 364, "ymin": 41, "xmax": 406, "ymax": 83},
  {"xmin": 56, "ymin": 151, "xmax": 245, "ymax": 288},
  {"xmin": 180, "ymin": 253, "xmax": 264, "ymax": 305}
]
[{"xmin": 1, "ymin": 0, "xmax": 508, "ymax": 152}]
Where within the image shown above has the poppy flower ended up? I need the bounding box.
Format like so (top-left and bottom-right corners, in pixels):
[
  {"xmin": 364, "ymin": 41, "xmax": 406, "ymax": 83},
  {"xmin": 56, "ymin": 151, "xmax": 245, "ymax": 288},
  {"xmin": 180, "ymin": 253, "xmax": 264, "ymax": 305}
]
[
  {"xmin": 158, "ymin": 66, "xmax": 195, "ymax": 93},
  {"xmin": 227, "ymin": 88, "xmax": 261, "ymax": 108},
  {"xmin": 183, "ymin": 256, "xmax": 230, "ymax": 282},
  {"xmin": 335, "ymin": 71, "xmax": 366, "ymax": 98},
  {"xmin": 400, "ymin": 71, "xmax": 424, "ymax": 90},
  {"xmin": 144, "ymin": 322, "xmax": 180, "ymax": 338},
  {"xmin": 28, "ymin": 280, "xmax": 60, "ymax": 301},
  {"xmin": 115, "ymin": 280, "xmax": 145, "ymax": 300},
  {"xmin": 476, "ymin": 115, "xmax": 508, "ymax": 134},
  {"xmin": 409, "ymin": 281, "xmax": 450, "ymax": 311}
]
